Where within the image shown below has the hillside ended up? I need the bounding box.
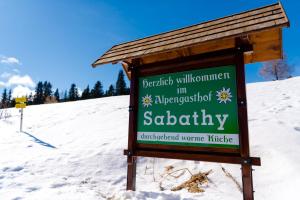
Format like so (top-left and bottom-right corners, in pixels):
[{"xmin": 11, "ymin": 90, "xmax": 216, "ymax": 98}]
[{"xmin": 1, "ymin": 77, "xmax": 300, "ymax": 200}]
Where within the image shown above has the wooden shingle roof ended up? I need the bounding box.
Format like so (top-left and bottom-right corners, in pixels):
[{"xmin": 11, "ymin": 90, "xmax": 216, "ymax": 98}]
[{"xmin": 92, "ymin": 2, "xmax": 289, "ymax": 68}]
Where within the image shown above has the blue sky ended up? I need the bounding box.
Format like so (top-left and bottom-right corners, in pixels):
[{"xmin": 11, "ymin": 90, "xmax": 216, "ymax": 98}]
[{"xmin": 0, "ymin": 0, "xmax": 299, "ymax": 97}]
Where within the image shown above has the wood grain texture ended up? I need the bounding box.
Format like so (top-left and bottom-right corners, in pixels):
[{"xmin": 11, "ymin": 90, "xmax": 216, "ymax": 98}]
[{"xmin": 92, "ymin": 3, "xmax": 289, "ymax": 67}]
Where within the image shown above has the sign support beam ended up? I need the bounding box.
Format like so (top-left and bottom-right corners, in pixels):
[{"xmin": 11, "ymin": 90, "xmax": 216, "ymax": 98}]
[
  {"xmin": 126, "ymin": 60, "xmax": 139, "ymax": 191},
  {"xmin": 235, "ymin": 38, "xmax": 254, "ymax": 200}
]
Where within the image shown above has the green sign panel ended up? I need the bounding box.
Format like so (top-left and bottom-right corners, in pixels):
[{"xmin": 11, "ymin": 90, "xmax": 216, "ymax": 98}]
[{"xmin": 137, "ymin": 65, "xmax": 239, "ymax": 149}]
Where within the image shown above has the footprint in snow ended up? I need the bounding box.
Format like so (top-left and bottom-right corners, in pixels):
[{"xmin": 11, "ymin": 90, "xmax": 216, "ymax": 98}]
[
  {"xmin": 2, "ymin": 166, "xmax": 24, "ymax": 172},
  {"xmin": 12, "ymin": 197, "xmax": 23, "ymax": 200},
  {"xmin": 112, "ymin": 176, "xmax": 126, "ymax": 185},
  {"xmin": 50, "ymin": 183, "xmax": 67, "ymax": 188},
  {"xmin": 248, "ymin": 119, "xmax": 257, "ymax": 122},
  {"xmin": 26, "ymin": 187, "xmax": 39, "ymax": 192},
  {"xmin": 294, "ymin": 127, "xmax": 300, "ymax": 132}
]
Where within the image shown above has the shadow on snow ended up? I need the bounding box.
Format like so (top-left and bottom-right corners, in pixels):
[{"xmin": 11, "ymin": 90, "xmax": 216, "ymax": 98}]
[{"xmin": 22, "ymin": 131, "xmax": 57, "ymax": 149}]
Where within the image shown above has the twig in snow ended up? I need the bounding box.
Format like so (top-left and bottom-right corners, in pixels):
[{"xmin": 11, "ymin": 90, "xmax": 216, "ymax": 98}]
[
  {"xmin": 221, "ymin": 166, "xmax": 242, "ymax": 193},
  {"xmin": 152, "ymin": 158, "xmax": 156, "ymax": 182},
  {"xmin": 164, "ymin": 168, "xmax": 193, "ymax": 179},
  {"xmin": 171, "ymin": 170, "xmax": 212, "ymax": 193}
]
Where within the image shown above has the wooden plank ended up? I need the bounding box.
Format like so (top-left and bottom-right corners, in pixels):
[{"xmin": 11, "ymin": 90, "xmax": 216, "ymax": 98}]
[
  {"xmin": 140, "ymin": 38, "xmax": 235, "ymax": 65},
  {"xmin": 126, "ymin": 60, "xmax": 139, "ymax": 191},
  {"xmin": 279, "ymin": 2, "xmax": 290, "ymax": 27},
  {"xmin": 107, "ymin": 9, "xmax": 281, "ymax": 55},
  {"xmin": 121, "ymin": 62, "xmax": 131, "ymax": 80},
  {"xmin": 244, "ymin": 49, "xmax": 281, "ymax": 63},
  {"xmin": 101, "ymin": 13, "xmax": 284, "ymax": 60},
  {"xmin": 241, "ymin": 163, "xmax": 254, "ymax": 200},
  {"xmin": 235, "ymin": 38, "xmax": 251, "ymax": 158},
  {"xmin": 125, "ymin": 149, "xmax": 261, "ymax": 166},
  {"xmin": 95, "ymin": 19, "xmax": 286, "ymax": 65},
  {"xmin": 249, "ymin": 28, "xmax": 280, "ymax": 43},
  {"xmin": 139, "ymin": 28, "xmax": 280, "ymax": 66},
  {"xmin": 245, "ymin": 28, "xmax": 282, "ymax": 63},
  {"xmin": 109, "ymin": 3, "xmax": 280, "ymax": 52},
  {"xmin": 235, "ymin": 39, "xmax": 255, "ymax": 200}
]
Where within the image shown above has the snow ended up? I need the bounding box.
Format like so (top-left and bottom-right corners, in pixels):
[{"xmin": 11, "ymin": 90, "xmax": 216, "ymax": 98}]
[{"xmin": 1, "ymin": 77, "xmax": 300, "ymax": 200}]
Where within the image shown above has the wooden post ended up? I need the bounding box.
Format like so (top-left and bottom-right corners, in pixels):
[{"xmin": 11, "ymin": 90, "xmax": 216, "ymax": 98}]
[
  {"xmin": 235, "ymin": 38, "xmax": 254, "ymax": 200},
  {"xmin": 126, "ymin": 60, "xmax": 139, "ymax": 190}
]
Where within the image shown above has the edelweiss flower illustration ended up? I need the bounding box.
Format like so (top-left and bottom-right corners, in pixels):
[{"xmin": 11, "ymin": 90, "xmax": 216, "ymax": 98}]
[
  {"xmin": 216, "ymin": 87, "xmax": 232, "ymax": 104},
  {"xmin": 142, "ymin": 94, "xmax": 153, "ymax": 107}
]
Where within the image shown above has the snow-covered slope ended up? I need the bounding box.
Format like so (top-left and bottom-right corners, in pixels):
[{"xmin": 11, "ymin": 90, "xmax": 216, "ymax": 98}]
[{"xmin": 1, "ymin": 77, "xmax": 300, "ymax": 200}]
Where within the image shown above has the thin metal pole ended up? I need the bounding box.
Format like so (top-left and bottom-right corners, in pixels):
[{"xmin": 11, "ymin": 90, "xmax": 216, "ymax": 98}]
[{"xmin": 20, "ymin": 108, "xmax": 23, "ymax": 132}]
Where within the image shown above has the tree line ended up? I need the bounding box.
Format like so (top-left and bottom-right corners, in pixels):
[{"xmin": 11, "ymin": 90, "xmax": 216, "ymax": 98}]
[{"xmin": 0, "ymin": 70, "xmax": 129, "ymax": 109}]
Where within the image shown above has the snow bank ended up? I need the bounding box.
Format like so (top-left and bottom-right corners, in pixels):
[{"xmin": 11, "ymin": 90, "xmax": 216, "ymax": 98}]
[{"xmin": 1, "ymin": 77, "xmax": 300, "ymax": 200}]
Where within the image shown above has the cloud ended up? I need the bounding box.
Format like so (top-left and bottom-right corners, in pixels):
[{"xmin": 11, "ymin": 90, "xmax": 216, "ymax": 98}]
[
  {"xmin": 7, "ymin": 75, "xmax": 35, "ymax": 88},
  {"xmin": 12, "ymin": 85, "xmax": 35, "ymax": 98},
  {"xmin": 13, "ymin": 68, "xmax": 20, "ymax": 73},
  {"xmin": 0, "ymin": 56, "xmax": 21, "ymax": 65},
  {"xmin": 0, "ymin": 72, "xmax": 12, "ymax": 78},
  {"xmin": 0, "ymin": 81, "xmax": 5, "ymax": 88}
]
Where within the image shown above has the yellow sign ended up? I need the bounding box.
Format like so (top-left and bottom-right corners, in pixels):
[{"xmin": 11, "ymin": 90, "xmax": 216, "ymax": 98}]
[
  {"xmin": 16, "ymin": 97, "xmax": 27, "ymax": 103},
  {"xmin": 15, "ymin": 103, "xmax": 26, "ymax": 109}
]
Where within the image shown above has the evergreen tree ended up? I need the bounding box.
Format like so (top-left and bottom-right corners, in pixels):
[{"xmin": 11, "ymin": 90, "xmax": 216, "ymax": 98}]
[
  {"xmin": 91, "ymin": 81, "xmax": 104, "ymax": 98},
  {"xmin": 115, "ymin": 70, "xmax": 128, "ymax": 95},
  {"xmin": 43, "ymin": 81, "xmax": 52, "ymax": 101},
  {"xmin": 106, "ymin": 84, "xmax": 115, "ymax": 96},
  {"xmin": 10, "ymin": 98, "xmax": 16, "ymax": 108},
  {"xmin": 81, "ymin": 85, "xmax": 91, "ymax": 100},
  {"xmin": 27, "ymin": 93, "xmax": 33, "ymax": 105},
  {"xmin": 1, "ymin": 88, "xmax": 8, "ymax": 108},
  {"xmin": 54, "ymin": 88, "xmax": 60, "ymax": 102},
  {"xmin": 7, "ymin": 89, "xmax": 12, "ymax": 107},
  {"xmin": 33, "ymin": 81, "xmax": 44, "ymax": 104},
  {"xmin": 63, "ymin": 90, "xmax": 68, "ymax": 102},
  {"xmin": 68, "ymin": 83, "xmax": 79, "ymax": 101}
]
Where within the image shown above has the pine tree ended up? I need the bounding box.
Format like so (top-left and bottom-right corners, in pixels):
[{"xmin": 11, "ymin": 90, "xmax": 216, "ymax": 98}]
[
  {"xmin": 43, "ymin": 81, "xmax": 52, "ymax": 102},
  {"xmin": 54, "ymin": 88, "xmax": 60, "ymax": 102},
  {"xmin": 81, "ymin": 85, "xmax": 91, "ymax": 100},
  {"xmin": 116, "ymin": 70, "xmax": 128, "ymax": 95},
  {"xmin": 27, "ymin": 93, "xmax": 33, "ymax": 105},
  {"xmin": 63, "ymin": 90, "xmax": 68, "ymax": 102},
  {"xmin": 1, "ymin": 88, "xmax": 8, "ymax": 108},
  {"xmin": 106, "ymin": 84, "xmax": 115, "ymax": 96},
  {"xmin": 33, "ymin": 81, "xmax": 44, "ymax": 104},
  {"xmin": 10, "ymin": 98, "xmax": 16, "ymax": 108},
  {"xmin": 68, "ymin": 83, "xmax": 79, "ymax": 101},
  {"xmin": 91, "ymin": 81, "xmax": 104, "ymax": 98},
  {"xmin": 7, "ymin": 89, "xmax": 12, "ymax": 107}
]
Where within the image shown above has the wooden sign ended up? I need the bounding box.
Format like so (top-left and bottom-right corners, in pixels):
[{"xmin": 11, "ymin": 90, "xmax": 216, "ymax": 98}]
[
  {"xmin": 16, "ymin": 97, "xmax": 27, "ymax": 103},
  {"xmin": 124, "ymin": 46, "xmax": 261, "ymax": 200},
  {"xmin": 15, "ymin": 103, "xmax": 26, "ymax": 109}
]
